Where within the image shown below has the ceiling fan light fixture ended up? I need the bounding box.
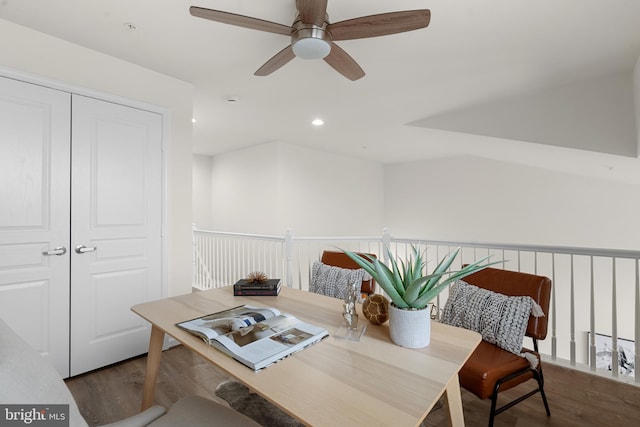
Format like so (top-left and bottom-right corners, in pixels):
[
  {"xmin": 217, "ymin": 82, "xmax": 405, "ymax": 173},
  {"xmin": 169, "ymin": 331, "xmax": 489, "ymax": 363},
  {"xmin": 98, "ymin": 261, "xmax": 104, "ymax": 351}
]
[
  {"xmin": 291, "ymin": 19, "xmax": 331, "ymax": 60},
  {"xmin": 292, "ymin": 37, "xmax": 331, "ymax": 59}
]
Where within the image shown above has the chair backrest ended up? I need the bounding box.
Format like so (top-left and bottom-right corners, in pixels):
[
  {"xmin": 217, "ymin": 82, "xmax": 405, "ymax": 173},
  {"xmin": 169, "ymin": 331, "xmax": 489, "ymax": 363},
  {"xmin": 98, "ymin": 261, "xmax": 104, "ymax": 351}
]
[
  {"xmin": 462, "ymin": 267, "xmax": 552, "ymax": 340},
  {"xmin": 320, "ymin": 250, "xmax": 377, "ymax": 295}
]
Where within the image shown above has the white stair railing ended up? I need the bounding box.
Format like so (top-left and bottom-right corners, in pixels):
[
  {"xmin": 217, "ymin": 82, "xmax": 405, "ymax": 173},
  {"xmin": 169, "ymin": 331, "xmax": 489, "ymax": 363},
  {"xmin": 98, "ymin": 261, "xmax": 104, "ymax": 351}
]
[{"xmin": 193, "ymin": 227, "xmax": 640, "ymax": 385}]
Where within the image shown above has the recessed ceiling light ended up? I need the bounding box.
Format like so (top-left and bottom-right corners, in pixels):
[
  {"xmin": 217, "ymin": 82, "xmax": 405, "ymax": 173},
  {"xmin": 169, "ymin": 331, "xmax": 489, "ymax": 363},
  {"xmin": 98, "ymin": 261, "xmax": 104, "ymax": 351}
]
[
  {"xmin": 192, "ymin": 118, "xmax": 197, "ymax": 123},
  {"xmin": 311, "ymin": 119, "xmax": 324, "ymax": 126}
]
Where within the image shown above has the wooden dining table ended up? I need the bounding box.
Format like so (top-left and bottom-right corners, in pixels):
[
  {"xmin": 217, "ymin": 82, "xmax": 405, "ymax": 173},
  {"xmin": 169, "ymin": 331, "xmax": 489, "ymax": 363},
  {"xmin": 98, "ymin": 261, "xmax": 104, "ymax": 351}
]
[{"xmin": 132, "ymin": 286, "xmax": 481, "ymax": 426}]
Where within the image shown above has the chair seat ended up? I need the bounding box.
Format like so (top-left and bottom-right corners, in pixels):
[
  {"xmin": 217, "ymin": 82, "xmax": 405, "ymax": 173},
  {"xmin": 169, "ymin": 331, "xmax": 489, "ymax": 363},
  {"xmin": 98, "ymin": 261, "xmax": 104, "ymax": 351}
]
[
  {"xmin": 147, "ymin": 396, "xmax": 261, "ymax": 427},
  {"xmin": 459, "ymin": 340, "xmax": 539, "ymax": 399}
]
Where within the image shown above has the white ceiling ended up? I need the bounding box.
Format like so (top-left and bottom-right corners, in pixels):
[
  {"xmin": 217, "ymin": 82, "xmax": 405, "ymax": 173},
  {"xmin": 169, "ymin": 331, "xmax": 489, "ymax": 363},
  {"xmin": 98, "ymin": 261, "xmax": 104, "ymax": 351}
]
[{"xmin": 2, "ymin": 0, "xmax": 640, "ymax": 167}]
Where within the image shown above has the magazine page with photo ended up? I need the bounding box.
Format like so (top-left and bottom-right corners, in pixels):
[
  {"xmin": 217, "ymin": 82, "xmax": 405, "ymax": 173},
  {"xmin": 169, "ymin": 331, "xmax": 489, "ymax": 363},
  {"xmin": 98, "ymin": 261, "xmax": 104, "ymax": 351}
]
[
  {"xmin": 177, "ymin": 305, "xmax": 328, "ymax": 370},
  {"xmin": 177, "ymin": 305, "xmax": 281, "ymax": 343}
]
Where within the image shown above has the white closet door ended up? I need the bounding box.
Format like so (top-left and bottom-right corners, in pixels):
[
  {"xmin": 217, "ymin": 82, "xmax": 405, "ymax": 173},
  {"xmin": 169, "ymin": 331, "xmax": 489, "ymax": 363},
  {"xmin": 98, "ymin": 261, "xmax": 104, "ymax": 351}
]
[
  {"xmin": 70, "ymin": 95, "xmax": 162, "ymax": 376},
  {"xmin": 0, "ymin": 77, "xmax": 71, "ymax": 377}
]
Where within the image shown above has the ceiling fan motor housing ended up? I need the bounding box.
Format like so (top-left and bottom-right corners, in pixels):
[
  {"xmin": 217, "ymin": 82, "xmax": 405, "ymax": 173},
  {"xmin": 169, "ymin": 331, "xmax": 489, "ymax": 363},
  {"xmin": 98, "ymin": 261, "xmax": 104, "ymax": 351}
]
[{"xmin": 291, "ymin": 17, "xmax": 331, "ymax": 59}]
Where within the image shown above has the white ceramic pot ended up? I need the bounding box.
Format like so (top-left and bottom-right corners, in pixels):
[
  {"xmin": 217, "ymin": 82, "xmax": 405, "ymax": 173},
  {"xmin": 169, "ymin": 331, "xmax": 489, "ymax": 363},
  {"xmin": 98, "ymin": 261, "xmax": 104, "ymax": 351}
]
[{"xmin": 388, "ymin": 303, "xmax": 431, "ymax": 348}]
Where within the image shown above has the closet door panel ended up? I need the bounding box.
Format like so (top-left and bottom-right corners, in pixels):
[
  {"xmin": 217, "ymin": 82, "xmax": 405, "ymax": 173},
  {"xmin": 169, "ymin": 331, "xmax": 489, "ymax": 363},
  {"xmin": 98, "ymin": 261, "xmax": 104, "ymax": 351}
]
[
  {"xmin": 0, "ymin": 76, "xmax": 71, "ymax": 377},
  {"xmin": 70, "ymin": 95, "xmax": 162, "ymax": 376}
]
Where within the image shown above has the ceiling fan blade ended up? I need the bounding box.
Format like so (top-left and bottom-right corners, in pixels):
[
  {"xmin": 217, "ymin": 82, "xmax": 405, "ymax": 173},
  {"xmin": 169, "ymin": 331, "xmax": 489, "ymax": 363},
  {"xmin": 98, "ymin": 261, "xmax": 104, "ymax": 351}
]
[
  {"xmin": 190, "ymin": 6, "xmax": 291, "ymax": 36},
  {"xmin": 329, "ymin": 10, "xmax": 430, "ymax": 41},
  {"xmin": 254, "ymin": 45, "xmax": 296, "ymax": 76},
  {"xmin": 323, "ymin": 43, "xmax": 365, "ymax": 81},
  {"xmin": 296, "ymin": 0, "xmax": 328, "ymax": 26}
]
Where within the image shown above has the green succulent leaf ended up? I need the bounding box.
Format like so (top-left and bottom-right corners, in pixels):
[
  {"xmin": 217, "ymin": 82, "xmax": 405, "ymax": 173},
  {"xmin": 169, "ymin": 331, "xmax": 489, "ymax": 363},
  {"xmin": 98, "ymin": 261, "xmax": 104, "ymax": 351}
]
[
  {"xmin": 341, "ymin": 245, "xmax": 499, "ymax": 309},
  {"xmin": 412, "ymin": 257, "xmax": 502, "ymax": 307},
  {"xmin": 341, "ymin": 248, "xmax": 377, "ymax": 277},
  {"xmin": 387, "ymin": 249, "xmax": 405, "ymax": 294},
  {"xmin": 373, "ymin": 259, "xmax": 409, "ymax": 308},
  {"xmin": 423, "ymin": 247, "xmax": 460, "ymax": 291},
  {"xmin": 404, "ymin": 272, "xmax": 444, "ymax": 305}
]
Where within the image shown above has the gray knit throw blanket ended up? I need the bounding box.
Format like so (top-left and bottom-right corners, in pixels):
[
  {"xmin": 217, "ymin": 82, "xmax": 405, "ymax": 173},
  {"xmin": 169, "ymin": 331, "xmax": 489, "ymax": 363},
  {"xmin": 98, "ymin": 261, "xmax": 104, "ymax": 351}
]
[
  {"xmin": 441, "ymin": 280, "xmax": 544, "ymax": 368},
  {"xmin": 310, "ymin": 261, "xmax": 369, "ymax": 299}
]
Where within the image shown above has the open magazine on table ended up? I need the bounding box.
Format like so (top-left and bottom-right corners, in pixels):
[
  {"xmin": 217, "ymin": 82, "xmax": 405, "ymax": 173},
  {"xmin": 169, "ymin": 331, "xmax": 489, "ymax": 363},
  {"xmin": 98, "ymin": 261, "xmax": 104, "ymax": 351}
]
[{"xmin": 176, "ymin": 305, "xmax": 329, "ymax": 370}]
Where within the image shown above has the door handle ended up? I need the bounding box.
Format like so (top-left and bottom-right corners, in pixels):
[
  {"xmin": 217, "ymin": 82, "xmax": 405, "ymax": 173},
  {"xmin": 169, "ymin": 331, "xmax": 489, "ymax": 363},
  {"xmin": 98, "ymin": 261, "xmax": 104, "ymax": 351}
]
[
  {"xmin": 43, "ymin": 246, "xmax": 67, "ymax": 256},
  {"xmin": 75, "ymin": 245, "xmax": 97, "ymax": 254}
]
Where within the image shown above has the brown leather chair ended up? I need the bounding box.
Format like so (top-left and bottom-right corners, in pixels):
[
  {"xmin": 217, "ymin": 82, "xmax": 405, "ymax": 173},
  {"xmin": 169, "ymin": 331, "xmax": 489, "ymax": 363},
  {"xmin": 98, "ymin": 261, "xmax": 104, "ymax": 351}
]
[
  {"xmin": 459, "ymin": 267, "xmax": 552, "ymax": 427},
  {"xmin": 320, "ymin": 250, "xmax": 376, "ymax": 296}
]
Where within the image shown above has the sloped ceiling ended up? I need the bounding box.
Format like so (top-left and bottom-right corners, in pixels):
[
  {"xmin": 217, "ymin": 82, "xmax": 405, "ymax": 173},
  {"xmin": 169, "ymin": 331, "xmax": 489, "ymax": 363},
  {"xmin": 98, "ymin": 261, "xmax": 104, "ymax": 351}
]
[
  {"xmin": 411, "ymin": 71, "xmax": 638, "ymax": 157},
  {"xmin": 1, "ymin": 0, "xmax": 639, "ymax": 165}
]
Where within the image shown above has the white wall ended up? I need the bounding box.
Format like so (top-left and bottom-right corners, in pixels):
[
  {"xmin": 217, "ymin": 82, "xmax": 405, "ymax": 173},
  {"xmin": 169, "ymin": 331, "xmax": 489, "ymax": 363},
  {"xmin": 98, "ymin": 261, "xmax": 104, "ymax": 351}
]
[
  {"xmin": 635, "ymin": 55, "xmax": 640, "ymax": 154},
  {"xmin": 384, "ymin": 155, "xmax": 640, "ymax": 250},
  {"xmin": 208, "ymin": 142, "xmax": 384, "ymax": 236},
  {"xmin": 209, "ymin": 143, "xmax": 281, "ymax": 234},
  {"xmin": 277, "ymin": 143, "xmax": 385, "ymax": 236},
  {"xmin": 0, "ymin": 19, "xmax": 194, "ymax": 296},
  {"xmin": 202, "ymin": 143, "xmax": 640, "ymax": 251},
  {"xmin": 192, "ymin": 155, "xmax": 214, "ymax": 230}
]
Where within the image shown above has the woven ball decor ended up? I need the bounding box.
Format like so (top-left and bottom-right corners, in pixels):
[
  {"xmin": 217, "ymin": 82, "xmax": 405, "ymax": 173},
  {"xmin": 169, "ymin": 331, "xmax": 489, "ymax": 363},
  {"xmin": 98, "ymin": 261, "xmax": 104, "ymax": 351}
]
[{"xmin": 362, "ymin": 294, "xmax": 390, "ymax": 325}]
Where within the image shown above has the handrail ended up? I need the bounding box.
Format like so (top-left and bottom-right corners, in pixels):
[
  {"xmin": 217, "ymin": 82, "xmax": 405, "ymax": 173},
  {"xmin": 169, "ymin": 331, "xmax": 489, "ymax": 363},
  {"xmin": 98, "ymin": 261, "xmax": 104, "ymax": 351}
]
[
  {"xmin": 195, "ymin": 229, "xmax": 286, "ymax": 241},
  {"xmin": 418, "ymin": 238, "xmax": 640, "ymax": 260}
]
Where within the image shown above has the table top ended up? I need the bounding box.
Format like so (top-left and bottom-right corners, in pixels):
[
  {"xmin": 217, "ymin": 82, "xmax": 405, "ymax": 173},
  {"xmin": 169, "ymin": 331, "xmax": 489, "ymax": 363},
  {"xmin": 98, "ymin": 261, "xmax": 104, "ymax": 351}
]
[{"xmin": 132, "ymin": 286, "xmax": 481, "ymax": 427}]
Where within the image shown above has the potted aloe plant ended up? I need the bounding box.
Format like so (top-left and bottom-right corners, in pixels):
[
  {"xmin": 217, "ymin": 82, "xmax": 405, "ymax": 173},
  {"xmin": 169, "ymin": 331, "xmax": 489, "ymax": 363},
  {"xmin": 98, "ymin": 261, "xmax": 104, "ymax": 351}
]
[{"xmin": 343, "ymin": 246, "xmax": 495, "ymax": 348}]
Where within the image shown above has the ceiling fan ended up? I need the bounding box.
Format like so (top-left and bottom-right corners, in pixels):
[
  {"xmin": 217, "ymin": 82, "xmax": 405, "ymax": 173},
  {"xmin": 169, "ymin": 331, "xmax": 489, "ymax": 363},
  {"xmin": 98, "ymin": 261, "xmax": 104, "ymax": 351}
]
[{"xmin": 190, "ymin": 0, "xmax": 430, "ymax": 81}]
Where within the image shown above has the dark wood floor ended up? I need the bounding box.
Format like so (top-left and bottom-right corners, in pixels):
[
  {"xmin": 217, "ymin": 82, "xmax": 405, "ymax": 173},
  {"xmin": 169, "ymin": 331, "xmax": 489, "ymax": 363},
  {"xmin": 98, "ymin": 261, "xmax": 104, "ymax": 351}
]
[{"xmin": 66, "ymin": 345, "xmax": 640, "ymax": 427}]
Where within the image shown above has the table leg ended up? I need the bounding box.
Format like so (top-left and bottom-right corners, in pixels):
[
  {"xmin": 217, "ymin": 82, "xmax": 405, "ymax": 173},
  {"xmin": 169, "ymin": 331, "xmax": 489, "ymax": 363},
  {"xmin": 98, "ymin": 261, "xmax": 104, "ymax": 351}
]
[
  {"xmin": 141, "ymin": 325, "xmax": 165, "ymax": 411},
  {"xmin": 445, "ymin": 374, "xmax": 465, "ymax": 427}
]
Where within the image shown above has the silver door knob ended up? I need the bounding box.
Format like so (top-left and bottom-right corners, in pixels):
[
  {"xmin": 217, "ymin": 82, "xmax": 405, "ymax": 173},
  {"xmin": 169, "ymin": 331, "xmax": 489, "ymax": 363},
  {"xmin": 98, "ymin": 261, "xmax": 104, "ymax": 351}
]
[
  {"xmin": 43, "ymin": 246, "xmax": 67, "ymax": 256},
  {"xmin": 75, "ymin": 245, "xmax": 97, "ymax": 254}
]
